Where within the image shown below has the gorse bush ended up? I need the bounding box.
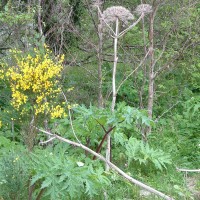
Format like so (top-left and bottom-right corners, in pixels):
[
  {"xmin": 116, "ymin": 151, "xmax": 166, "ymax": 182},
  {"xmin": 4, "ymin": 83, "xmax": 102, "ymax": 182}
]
[{"xmin": 1, "ymin": 46, "xmax": 66, "ymax": 119}]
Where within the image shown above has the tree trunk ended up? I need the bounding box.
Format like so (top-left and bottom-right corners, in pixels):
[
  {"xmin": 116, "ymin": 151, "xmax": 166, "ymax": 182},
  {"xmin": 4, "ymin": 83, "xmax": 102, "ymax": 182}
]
[{"xmin": 144, "ymin": 4, "xmax": 157, "ymax": 142}]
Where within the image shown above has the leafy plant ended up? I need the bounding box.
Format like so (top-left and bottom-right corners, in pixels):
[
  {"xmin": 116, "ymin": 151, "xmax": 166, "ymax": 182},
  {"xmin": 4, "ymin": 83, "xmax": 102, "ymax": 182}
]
[
  {"xmin": 30, "ymin": 145, "xmax": 110, "ymax": 199},
  {"xmin": 0, "ymin": 136, "xmax": 17, "ymax": 153},
  {"xmin": 125, "ymin": 137, "xmax": 172, "ymax": 171},
  {"xmin": 0, "ymin": 150, "xmax": 29, "ymax": 200}
]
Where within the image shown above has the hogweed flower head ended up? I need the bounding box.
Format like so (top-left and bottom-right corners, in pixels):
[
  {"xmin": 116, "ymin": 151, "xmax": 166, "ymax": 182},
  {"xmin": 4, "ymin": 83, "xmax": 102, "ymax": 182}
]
[
  {"xmin": 135, "ymin": 4, "xmax": 152, "ymax": 15},
  {"xmin": 101, "ymin": 6, "xmax": 134, "ymax": 26}
]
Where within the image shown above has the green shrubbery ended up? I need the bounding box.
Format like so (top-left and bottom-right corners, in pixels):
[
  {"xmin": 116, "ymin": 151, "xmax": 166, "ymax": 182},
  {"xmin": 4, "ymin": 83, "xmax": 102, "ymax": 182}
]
[{"xmin": 0, "ymin": 1, "xmax": 199, "ymax": 198}]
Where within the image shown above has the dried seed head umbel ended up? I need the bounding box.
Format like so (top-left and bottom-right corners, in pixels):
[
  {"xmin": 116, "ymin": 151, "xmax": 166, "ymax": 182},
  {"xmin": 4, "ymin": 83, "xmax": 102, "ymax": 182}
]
[
  {"xmin": 101, "ymin": 6, "xmax": 134, "ymax": 26},
  {"xmin": 135, "ymin": 4, "xmax": 153, "ymax": 15}
]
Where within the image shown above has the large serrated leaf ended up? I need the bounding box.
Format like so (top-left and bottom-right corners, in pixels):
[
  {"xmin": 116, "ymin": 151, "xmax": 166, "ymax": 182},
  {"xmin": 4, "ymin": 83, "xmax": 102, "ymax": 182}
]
[{"xmin": 41, "ymin": 177, "xmax": 52, "ymax": 189}]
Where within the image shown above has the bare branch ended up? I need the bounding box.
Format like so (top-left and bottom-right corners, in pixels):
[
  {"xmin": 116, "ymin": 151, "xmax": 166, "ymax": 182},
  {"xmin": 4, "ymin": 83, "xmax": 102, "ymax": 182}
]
[
  {"xmin": 39, "ymin": 137, "xmax": 56, "ymax": 145},
  {"xmin": 61, "ymin": 90, "xmax": 81, "ymax": 144},
  {"xmin": 116, "ymin": 49, "xmax": 150, "ymax": 93},
  {"xmin": 118, "ymin": 14, "xmax": 144, "ymax": 38},
  {"xmin": 155, "ymin": 101, "xmax": 180, "ymax": 123},
  {"xmin": 177, "ymin": 168, "xmax": 200, "ymax": 173},
  {"xmin": 37, "ymin": 0, "xmax": 43, "ymax": 36}
]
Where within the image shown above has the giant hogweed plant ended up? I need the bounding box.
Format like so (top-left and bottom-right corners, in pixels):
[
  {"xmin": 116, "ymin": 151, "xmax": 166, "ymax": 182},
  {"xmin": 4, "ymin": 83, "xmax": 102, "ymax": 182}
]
[
  {"xmin": 0, "ymin": 144, "xmax": 110, "ymax": 200},
  {"xmin": 95, "ymin": 3, "xmax": 153, "ymax": 170},
  {"xmin": 125, "ymin": 137, "xmax": 172, "ymax": 171},
  {"xmin": 30, "ymin": 146, "xmax": 110, "ymax": 200},
  {"xmin": 51, "ymin": 103, "xmax": 171, "ymax": 171}
]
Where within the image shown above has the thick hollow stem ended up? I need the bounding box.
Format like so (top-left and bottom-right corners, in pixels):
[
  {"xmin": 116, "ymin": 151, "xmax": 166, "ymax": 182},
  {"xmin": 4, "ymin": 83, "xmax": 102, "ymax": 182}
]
[
  {"xmin": 111, "ymin": 18, "xmax": 119, "ymax": 112},
  {"xmin": 93, "ymin": 126, "xmax": 114, "ymax": 160},
  {"xmin": 107, "ymin": 18, "xmax": 119, "ymax": 171}
]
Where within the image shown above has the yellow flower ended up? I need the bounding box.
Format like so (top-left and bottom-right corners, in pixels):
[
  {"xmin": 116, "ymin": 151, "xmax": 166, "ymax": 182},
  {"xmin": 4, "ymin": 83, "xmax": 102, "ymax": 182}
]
[
  {"xmin": 67, "ymin": 87, "xmax": 74, "ymax": 92},
  {"xmin": 5, "ymin": 47, "xmax": 66, "ymax": 117},
  {"xmin": 0, "ymin": 69, "xmax": 4, "ymax": 79},
  {"xmin": 67, "ymin": 105, "xmax": 71, "ymax": 109},
  {"xmin": 51, "ymin": 105, "xmax": 65, "ymax": 119}
]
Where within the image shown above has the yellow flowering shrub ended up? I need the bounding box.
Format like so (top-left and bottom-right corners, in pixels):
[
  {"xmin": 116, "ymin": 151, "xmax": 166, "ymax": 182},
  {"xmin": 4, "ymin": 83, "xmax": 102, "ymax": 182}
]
[{"xmin": 5, "ymin": 47, "xmax": 66, "ymax": 119}]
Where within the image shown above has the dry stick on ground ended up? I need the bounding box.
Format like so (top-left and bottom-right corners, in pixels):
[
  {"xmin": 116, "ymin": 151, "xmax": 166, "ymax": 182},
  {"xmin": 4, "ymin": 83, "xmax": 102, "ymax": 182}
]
[
  {"xmin": 36, "ymin": 127, "xmax": 174, "ymax": 200},
  {"xmin": 176, "ymin": 168, "xmax": 200, "ymax": 173}
]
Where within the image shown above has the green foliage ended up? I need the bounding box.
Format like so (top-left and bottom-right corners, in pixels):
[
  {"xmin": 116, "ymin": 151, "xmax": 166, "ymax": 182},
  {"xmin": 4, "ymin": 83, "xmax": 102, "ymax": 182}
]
[
  {"xmin": 175, "ymin": 96, "xmax": 200, "ymax": 168},
  {"xmin": 30, "ymin": 146, "xmax": 110, "ymax": 199},
  {"xmin": 63, "ymin": 64, "xmax": 98, "ymax": 105},
  {"xmin": 0, "ymin": 0, "xmax": 36, "ymax": 55},
  {"xmin": 148, "ymin": 94, "xmax": 200, "ymax": 170},
  {"xmin": 69, "ymin": 0, "xmax": 84, "ymax": 26},
  {"xmin": 0, "ymin": 1, "xmax": 34, "ymax": 25},
  {"xmin": 0, "ymin": 136, "xmax": 17, "ymax": 152},
  {"xmin": 74, "ymin": 102, "xmax": 152, "ymax": 129},
  {"xmin": 55, "ymin": 103, "xmax": 153, "ymax": 149},
  {"xmin": 0, "ymin": 149, "xmax": 29, "ymax": 200},
  {"xmin": 105, "ymin": 173, "xmax": 141, "ymax": 199},
  {"xmin": 0, "ymin": 1, "xmax": 199, "ymax": 199},
  {"xmin": 125, "ymin": 137, "xmax": 172, "ymax": 171},
  {"xmin": 173, "ymin": 184, "xmax": 193, "ymax": 199}
]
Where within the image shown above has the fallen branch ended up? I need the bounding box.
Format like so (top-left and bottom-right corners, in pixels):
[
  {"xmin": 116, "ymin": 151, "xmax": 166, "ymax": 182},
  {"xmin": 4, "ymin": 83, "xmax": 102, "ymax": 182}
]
[
  {"xmin": 177, "ymin": 168, "xmax": 200, "ymax": 173},
  {"xmin": 39, "ymin": 136, "xmax": 56, "ymax": 145},
  {"xmin": 36, "ymin": 127, "xmax": 174, "ymax": 200}
]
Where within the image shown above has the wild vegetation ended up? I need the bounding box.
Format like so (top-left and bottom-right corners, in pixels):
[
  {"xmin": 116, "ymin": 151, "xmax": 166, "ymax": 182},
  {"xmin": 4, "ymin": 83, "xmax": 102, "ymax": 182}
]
[{"xmin": 0, "ymin": 0, "xmax": 199, "ymax": 199}]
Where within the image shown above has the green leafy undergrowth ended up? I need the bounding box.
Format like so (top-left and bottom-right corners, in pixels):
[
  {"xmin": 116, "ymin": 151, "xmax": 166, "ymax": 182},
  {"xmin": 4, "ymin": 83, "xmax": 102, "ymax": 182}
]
[
  {"xmin": 150, "ymin": 96, "xmax": 200, "ymax": 169},
  {"xmin": 50, "ymin": 103, "xmax": 153, "ymax": 158},
  {"xmin": 30, "ymin": 145, "xmax": 110, "ymax": 200},
  {"xmin": 125, "ymin": 137, "xmax": 172, "ymax": 171},
  {"xmin": 0, "ymin": 149, "xmax": 29, "ymax": 200},
  {"xmin": 0, "ymin": 135, "xmax": 17, "ymax": 152}
]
